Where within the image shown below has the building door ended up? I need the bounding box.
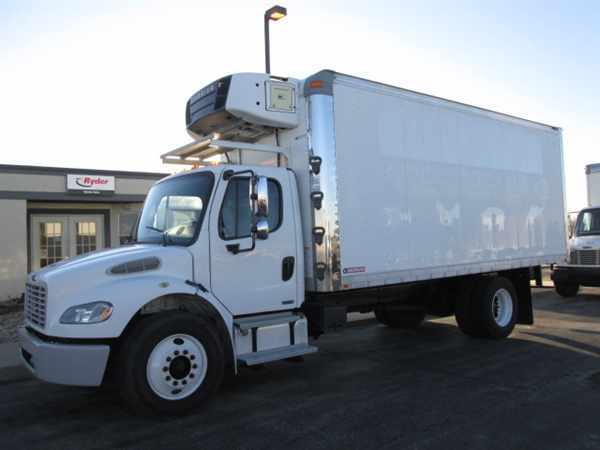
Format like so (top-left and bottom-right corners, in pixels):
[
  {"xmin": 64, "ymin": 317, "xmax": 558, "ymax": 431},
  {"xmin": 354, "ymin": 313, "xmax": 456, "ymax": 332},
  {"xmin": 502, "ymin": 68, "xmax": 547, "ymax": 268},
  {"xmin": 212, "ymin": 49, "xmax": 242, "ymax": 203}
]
[{"xmin": 31, "ymin": 214, "xmax": 105, "ymax": 271}]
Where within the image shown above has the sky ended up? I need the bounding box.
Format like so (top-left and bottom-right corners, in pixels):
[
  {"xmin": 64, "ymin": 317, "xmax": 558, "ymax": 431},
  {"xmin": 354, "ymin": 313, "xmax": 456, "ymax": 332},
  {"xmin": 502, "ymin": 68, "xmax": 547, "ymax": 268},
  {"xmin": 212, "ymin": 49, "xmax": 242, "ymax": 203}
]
[{"xmin": 1, "ymin": 0, "xmax": 599, "ymax": 211}]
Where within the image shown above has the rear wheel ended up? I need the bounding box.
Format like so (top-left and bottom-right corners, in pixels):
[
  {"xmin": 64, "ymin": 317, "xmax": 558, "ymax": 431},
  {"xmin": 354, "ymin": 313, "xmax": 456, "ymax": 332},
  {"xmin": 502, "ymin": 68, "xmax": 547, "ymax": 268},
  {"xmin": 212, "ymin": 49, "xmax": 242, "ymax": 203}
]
[
  {"xmin": 555, "ymin": 282, "xmax": 579, "ymax": 298},
  {"xmin": 375, "ymin": 307, "xmax": 426, "ymax": 329},
  {"xmin": 456, "ymin": 276, "xmax": 518, "ymax": 339},
  {"xmin": 474, "ymin": 277, "xmax": 518, "ymax": 339},
  {"xmin": 117, "ymin": 312, "xmax": 224, "ymax": 416},
  {"xmin": 454, "ymin": 279, "xmax": 482, "ymax": 337}
]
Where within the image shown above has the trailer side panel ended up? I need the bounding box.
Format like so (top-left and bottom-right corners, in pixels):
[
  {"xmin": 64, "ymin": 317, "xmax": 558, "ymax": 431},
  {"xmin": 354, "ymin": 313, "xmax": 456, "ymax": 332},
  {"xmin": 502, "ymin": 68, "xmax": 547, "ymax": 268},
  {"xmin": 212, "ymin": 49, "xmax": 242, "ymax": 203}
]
[{"xmin": 332, "ymin": 75, "xmax": 566, "ymax": 290}]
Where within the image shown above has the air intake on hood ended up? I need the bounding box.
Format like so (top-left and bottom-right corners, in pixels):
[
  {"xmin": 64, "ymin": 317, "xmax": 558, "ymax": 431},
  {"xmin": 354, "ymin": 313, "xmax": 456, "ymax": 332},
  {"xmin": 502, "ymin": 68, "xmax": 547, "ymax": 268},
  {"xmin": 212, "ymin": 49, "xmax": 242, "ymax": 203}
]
[{"xmin": 109, "ymin": 257, "xmax": 160, "ymax": 275}]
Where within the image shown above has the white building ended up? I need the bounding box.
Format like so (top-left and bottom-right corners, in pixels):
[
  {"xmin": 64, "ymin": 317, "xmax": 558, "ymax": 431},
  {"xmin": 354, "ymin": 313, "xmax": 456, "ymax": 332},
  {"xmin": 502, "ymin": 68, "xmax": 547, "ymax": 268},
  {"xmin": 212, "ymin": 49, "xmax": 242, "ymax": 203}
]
[{"xmin": 0, "ymin": 164, "xmax": 166, "ymax": 301}]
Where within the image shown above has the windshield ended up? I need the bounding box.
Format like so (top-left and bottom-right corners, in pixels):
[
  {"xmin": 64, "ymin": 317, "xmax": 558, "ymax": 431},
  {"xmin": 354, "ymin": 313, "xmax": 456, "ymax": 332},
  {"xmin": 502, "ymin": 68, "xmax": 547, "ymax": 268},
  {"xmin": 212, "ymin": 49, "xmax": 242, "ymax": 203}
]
[
  {"xmin": 576, "ymin": 208, "xmax": 600, "ymax": 237},
  {"xmin": 136, "ymin": 172, "xmax": 214, "ymax": 245}
]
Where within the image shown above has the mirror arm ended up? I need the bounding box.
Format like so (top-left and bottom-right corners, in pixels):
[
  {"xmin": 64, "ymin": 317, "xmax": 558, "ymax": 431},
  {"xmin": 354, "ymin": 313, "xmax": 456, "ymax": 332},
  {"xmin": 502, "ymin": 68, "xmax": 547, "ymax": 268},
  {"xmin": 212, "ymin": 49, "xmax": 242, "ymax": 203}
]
[
  {"xmin": 226, "ymin": 236, "xmax": 257, "ymax": 255},
  {"xmin": 222, "ymin": 169, "xmax": 255, "ymax": 181}
]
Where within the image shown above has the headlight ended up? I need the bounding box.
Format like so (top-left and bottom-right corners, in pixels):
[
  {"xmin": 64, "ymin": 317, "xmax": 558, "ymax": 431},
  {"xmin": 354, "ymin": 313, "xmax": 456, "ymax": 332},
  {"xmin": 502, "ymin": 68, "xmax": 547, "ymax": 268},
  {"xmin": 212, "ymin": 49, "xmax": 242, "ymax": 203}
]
[{"xmin": 60, "ymin": 302, "xmax": 113, "ymax": 324}]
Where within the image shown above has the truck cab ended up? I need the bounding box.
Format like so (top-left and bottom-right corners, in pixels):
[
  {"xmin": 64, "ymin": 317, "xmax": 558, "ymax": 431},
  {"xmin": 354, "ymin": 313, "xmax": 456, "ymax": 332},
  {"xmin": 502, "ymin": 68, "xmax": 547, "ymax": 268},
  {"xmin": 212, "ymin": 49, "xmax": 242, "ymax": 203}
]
[
  {"xmin": 552, "ymin": 207, "xmax": 600, "ymax": 296},
  {"xmin": 20, "ymin": 73, "xmax": 319, "ymax": 415}
]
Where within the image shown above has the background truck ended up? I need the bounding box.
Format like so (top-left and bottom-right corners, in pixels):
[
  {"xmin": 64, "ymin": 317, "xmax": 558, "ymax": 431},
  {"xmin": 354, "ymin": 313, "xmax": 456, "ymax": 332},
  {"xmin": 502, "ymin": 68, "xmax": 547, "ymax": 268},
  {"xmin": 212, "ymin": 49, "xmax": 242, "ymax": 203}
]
[
  {"xmin": 586, "ymin": 163, "xmax": 600, "ymax": 207},
  {"xmin": 551, "ymin": 163, "xmax": 600, "ymax": 296},
  {"xmin": 20, "ymin": 70, "xmax": 567, "ymax": 415}
]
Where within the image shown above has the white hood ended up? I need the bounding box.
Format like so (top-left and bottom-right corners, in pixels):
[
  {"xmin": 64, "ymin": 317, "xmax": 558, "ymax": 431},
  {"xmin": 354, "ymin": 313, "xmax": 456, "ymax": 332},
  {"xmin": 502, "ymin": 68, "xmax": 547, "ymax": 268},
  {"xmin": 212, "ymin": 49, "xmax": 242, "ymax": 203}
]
[
  {"xmin": 33, "ymin": 245, "xmax": 164, "ymax": 279},
  {"xmin": 569, "ymin": 235, "xmax": 600, "ymax": 250},
  {"xmin": 27, "ymin": 244, "xmax": 196, "ymax": 337}
]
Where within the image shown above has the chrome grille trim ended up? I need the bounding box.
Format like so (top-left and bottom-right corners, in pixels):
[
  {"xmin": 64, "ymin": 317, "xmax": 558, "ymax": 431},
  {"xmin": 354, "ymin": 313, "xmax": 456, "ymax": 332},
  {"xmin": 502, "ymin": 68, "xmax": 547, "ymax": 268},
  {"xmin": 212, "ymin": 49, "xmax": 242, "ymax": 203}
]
[
  {"xmin": 571, "ymin": 249, "xmax": 600, "ymax": 266},
  {"xmin": 25, "ymin": 281, "xmax": 47, "ymax": 328}
]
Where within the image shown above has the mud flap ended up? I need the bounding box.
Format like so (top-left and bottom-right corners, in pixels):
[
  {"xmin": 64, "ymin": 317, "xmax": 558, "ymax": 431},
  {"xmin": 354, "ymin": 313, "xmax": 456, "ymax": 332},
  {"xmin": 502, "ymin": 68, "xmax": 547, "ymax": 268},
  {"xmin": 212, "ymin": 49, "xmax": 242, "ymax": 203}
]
[{"xmin": 508, "ymin": 268, "xmax": 534, "ymax": 325}]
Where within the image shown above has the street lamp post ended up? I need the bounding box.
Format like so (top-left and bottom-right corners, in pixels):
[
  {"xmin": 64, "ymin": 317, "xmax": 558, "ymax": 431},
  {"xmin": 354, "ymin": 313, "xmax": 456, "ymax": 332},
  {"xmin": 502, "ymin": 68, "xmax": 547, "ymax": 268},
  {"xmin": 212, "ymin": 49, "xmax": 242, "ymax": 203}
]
[{"xmin": 264, "ymin": 5, "xmax": 287, "ymax": 74}]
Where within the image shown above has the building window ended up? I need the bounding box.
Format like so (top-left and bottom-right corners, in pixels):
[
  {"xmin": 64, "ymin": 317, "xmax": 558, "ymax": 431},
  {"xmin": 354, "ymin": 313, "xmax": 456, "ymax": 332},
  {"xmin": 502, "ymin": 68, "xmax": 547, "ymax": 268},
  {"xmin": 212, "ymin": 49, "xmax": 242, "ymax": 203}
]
[
  {"xmin": 120, "ymin": 211, "xmax": 139, "ymax": 245},
  {"xmin": 39, "ymin": 222, "xmax": 63, "ymax": 267},
  {"xmin": 75, "ymin": 221, "xmax": 97, "ymax": 255}
]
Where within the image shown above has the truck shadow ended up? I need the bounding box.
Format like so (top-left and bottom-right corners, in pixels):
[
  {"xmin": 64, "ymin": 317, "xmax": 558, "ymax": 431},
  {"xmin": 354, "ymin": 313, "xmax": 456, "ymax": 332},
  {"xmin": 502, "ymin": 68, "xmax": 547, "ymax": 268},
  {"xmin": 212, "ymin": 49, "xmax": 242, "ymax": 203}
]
[
  {"xmin": 520, "ymin": 331, "xmax": 600, "ymax": 357},
  {"xmin": 2, "ymin": 319, "xmax": 600, "ymax": 449},
  {"xmin": 531, "ymin": 291, "xmax": 600, "ymax": 318}
]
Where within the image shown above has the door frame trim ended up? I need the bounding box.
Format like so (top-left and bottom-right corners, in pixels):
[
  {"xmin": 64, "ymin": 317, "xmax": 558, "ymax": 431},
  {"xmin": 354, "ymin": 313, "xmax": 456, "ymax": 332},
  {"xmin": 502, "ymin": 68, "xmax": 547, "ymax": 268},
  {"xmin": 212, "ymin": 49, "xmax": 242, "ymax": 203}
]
[{"xmin": 27, "ymin": 208, "xmax": 111, "ymax": 272}]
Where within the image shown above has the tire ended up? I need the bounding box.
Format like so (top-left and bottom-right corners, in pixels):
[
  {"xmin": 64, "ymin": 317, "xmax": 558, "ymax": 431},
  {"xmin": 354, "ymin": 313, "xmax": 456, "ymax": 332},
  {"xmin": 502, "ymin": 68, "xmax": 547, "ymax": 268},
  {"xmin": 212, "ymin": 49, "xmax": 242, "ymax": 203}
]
[
  {"xmin": 455, "ymin": 279, "xmax": 483, "ymax": 337},
  {"xmin": 555, "ymin": 282, "xmax": 579, "ymax": 298},
  {"xmin": 374, "ymin": 307, "xmax": 426, "ymax": 329},
  {"xmin": 471, "ymin": 276, "xmax": 519, "ymax": 339},
  {"xmin": 374, "ymin": 307, "xmax": 391, "ymax": 326},
  {"xmin": 117, "ymin": 312, "xmax": 224, "ymax": 416}
]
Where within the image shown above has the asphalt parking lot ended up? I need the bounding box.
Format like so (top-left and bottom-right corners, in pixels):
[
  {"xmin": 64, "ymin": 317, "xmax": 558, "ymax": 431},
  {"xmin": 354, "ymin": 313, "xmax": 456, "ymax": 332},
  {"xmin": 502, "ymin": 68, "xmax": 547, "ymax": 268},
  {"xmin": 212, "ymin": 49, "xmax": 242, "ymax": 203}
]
[{"xmin": 1, "ymin": 287, "xmax": 600, "ymax": 450}]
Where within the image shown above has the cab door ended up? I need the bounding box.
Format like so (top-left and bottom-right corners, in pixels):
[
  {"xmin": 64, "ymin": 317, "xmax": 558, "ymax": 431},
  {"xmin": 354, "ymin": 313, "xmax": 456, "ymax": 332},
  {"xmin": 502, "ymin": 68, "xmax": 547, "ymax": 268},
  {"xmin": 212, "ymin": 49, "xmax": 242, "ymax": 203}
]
[{"xmin": 209, "ymin": 167, "xmax": 298, "ymax": 316}]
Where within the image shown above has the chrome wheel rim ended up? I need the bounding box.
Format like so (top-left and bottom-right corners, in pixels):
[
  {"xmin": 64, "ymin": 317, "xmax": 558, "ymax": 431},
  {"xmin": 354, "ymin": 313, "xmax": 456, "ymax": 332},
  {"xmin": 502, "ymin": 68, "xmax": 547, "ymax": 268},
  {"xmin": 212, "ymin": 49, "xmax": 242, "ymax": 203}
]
[
  {"xmin": 492, "ymin": 288, "xmax": 513, "ymax": 327},
  {"xmin": 146, "ymin": 333, "xmax": 208, "ymax": 401}
]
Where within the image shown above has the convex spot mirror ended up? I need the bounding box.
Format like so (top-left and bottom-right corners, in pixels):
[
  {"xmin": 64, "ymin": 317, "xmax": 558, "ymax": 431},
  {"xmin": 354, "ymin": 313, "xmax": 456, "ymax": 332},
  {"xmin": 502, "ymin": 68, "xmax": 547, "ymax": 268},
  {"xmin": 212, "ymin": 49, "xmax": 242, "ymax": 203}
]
[
  {"xmin": 253, "ymin": 218, "xmax": 269, "ymax": 240},
  {"xmin": 250, "ymin": 176, "xmax": 269, "ymax": 218}
]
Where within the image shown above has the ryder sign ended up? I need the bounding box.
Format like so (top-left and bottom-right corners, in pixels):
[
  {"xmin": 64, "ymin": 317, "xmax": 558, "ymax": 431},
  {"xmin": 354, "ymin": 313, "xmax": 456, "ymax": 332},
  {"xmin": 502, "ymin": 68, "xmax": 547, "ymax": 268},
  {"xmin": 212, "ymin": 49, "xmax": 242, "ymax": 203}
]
[{"xmin": 67, "ymin": 174, "xmax": 115, "ymax": 193}]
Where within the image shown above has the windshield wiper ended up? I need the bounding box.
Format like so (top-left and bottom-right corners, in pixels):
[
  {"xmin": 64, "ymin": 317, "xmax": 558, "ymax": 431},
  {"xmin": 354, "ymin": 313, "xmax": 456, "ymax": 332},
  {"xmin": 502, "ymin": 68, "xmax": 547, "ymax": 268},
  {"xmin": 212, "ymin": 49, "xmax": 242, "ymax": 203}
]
[{"xmin": 145, "ymin": 225, "xmax": 171, "ymax": 246}]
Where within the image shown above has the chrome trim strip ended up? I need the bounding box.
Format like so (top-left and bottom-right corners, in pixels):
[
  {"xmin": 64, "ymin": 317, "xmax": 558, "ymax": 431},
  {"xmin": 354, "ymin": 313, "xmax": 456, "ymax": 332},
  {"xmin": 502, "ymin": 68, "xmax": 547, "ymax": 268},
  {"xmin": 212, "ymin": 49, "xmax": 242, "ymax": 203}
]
[{"xmin": 308, "ymin": 95, "xmax": 341, "ymax": 292}]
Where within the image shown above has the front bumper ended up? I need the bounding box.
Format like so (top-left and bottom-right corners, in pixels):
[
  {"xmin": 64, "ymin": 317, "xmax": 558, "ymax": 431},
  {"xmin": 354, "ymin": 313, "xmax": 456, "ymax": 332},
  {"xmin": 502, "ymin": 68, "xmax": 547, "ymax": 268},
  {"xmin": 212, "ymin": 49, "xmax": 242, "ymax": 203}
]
[
  {"xmin": 551, "ymin": 265, "xmax": 600, "ymax": 287},
  {"xmin": 18, "ymin": 327, "xmax": 110, "ymax": 386}
]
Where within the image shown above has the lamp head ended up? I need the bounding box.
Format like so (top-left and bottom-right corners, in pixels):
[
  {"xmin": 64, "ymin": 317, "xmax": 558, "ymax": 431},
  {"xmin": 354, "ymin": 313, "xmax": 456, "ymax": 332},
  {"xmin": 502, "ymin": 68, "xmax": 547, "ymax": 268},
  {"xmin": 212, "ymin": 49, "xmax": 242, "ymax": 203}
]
[{"xmin": 265, "ymin": 5, "xmax": 287, "ymax": 21}]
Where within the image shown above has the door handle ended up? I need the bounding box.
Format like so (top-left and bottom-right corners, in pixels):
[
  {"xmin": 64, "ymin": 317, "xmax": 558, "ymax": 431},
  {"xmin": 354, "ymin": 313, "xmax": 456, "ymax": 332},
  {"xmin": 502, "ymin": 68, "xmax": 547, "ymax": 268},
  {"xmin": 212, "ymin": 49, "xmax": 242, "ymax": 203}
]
[{"xmin": 282, "ymin": 256, "xmax": 295, "ymax": 281}]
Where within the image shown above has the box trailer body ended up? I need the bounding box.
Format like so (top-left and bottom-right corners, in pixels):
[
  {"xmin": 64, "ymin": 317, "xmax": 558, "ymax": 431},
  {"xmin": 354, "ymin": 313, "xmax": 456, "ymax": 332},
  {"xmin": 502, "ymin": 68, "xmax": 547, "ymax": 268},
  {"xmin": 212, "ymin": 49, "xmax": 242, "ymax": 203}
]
[
  {"xmin": 586, "ymin": 163, "xmax": 600, "ymax": 207},
  {"xmin": 20, "ymin": 70, "xmax": 567, "ymax": 415},
  {"xmin": 298, "ymin": 73, "xmax": 566, "ymax": 293}
]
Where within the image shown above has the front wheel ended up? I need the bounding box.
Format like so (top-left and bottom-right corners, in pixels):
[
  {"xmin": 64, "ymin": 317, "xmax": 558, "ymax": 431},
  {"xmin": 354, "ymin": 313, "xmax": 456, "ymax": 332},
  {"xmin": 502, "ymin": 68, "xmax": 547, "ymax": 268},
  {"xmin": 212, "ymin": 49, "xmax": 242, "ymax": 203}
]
[{"xmin": 117, "ymin": 312, "xmax": 224, "ymax": 416}]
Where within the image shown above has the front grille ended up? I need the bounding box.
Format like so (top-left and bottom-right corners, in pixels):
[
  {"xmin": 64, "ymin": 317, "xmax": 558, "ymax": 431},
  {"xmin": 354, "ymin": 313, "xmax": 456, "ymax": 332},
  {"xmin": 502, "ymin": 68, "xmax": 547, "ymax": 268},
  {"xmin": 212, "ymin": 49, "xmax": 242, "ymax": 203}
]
[
  {"xmin": 571, "ymin": 249, "xmax": 600, "ymax": 265},
  {"xmin": 25, "ymin": 282, "xmax": 47, "ymax": 328}
]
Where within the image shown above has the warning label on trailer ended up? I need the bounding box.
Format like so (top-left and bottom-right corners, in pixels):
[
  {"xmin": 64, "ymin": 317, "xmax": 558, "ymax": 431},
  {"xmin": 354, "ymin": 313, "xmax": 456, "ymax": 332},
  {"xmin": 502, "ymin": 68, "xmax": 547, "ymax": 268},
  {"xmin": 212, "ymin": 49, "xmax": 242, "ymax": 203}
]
[{"xmin": 343, "ymin": 266, "xmax": 366, "ymax": 274}]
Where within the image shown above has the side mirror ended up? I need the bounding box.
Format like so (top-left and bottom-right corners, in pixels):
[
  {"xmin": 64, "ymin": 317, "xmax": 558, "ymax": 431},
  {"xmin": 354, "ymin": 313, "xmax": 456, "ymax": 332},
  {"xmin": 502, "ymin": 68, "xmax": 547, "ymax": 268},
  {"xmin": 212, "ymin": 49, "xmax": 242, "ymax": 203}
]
[
  {"xmin": 253, "ymin": 218, "xmax": 269, "ymax": 240},
  {"xmin": 251, "ymin": 176, "xmax": 269, "ymax": 218}
]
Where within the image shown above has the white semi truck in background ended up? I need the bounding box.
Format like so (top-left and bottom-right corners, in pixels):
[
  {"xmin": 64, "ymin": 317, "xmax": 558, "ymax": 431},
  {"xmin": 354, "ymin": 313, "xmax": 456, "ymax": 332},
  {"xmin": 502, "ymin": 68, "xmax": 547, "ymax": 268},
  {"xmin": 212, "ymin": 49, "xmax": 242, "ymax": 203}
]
[
  {"xmin": 552, "ymin": 163, "xmax": 600, "ymax": 296},
  {"xmin": 586, "ymin": 163, "xmax": 600, "ymax": 207},
  {"xmin": 20, "ymin": 70, "xmax": 567, "ymax": 415}
]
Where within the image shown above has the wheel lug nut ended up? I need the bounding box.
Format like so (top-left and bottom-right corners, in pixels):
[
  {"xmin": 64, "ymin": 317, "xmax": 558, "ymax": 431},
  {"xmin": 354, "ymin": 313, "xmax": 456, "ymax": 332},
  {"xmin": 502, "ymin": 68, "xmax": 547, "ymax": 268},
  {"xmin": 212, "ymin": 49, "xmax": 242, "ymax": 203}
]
[
  {"xmin": 189, "ymin": 373, "xmax": 195, "ymax": 379},
  {"xmin": 163, "ymin": 367, "xmax": 168, "ymax": 372},
  {"xmin": 166, "ymin": 376, "xmax": 171, "ymax": 381},
  {"xmin": 166, "ymin": 357, "xmax": 171, "ymax": 362},
  {"xmin": 183, "ymin": 350, "xmax": 188, "ymax": 355},
  {"xmin": 173, "ymin": 381, "xmax": 178, "ymax": 386},
  {"xmin": 192, "ymin": 364, "xmax": 197, "ymax": 369},
  {"xmin": 182, "ymin": 380, "xmax": 187, "ymax": 385},
  {"xmin": 190, "ymin": 355, "xmax": 195, "ymax": 360},
  {"xmin": 174, "ymin": 350, "xmax": 180, "ymax": 356}
]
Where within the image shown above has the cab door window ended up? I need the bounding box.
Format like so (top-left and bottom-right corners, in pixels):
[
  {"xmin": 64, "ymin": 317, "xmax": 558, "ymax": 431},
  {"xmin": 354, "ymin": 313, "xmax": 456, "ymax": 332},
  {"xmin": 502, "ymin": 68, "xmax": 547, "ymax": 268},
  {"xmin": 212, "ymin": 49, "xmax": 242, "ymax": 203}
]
[{"xmin": 220, "ymin": 178, "xmax": 282, "ymax": 240}]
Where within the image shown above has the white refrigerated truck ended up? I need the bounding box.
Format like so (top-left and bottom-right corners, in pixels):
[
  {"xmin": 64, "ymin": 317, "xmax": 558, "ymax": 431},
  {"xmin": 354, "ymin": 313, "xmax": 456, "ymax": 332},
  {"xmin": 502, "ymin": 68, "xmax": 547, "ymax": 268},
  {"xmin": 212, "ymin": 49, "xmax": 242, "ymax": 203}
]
[
  {"xmin": 551, "ymin": 163, "xmax": 600, "ymax": 295},
  {"xmin": 20, "ymin": 70, "xmax": 567, "ymax": 415}
]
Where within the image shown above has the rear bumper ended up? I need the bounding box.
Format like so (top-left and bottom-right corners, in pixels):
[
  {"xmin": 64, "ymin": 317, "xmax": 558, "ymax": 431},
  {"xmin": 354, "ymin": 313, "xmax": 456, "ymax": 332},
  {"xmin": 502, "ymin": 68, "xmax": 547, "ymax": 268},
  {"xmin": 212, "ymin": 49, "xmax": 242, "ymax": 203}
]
[
  {"xmin": 18, "ymin": 327, "xmax": 110, "ymax": 386},
  {"xmin": 551, "ymin": 265, "xmax": 600, "ymax": 287}
]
